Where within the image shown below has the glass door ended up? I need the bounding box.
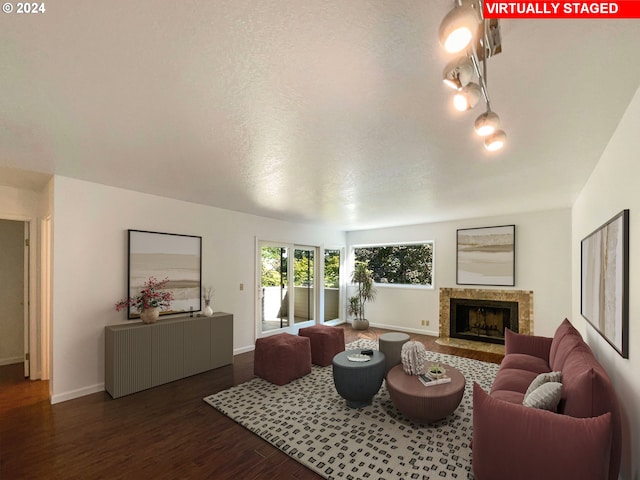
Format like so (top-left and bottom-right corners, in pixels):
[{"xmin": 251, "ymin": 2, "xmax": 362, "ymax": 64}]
[
  {"xmin": 259, "ymin": 243, "xmax": 318, "ymax": 333},
  {"xmin": 293, "ymin": 247, "xmax": 315, "ymax": 325},
  {"xmin": 323, "ymin": 249, "xmax": 341, "ymax": 322},
  {"xmin": 260, "ymin": 245, "xmax": 289, "ymax": 332}
]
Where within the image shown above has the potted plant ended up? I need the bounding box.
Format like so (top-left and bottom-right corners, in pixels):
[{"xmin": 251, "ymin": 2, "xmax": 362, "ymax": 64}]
[
  {"xmin": 115, "ymin": 276, "xmax": 174, "ymax": 324},
  {"xmin": 348, "ymin": 261, "xmax": 376, "ymax": 330}
]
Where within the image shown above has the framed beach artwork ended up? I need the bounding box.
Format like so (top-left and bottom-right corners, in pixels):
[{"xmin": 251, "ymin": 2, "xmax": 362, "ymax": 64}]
[
  {"xmin": 581, "ymin": 210, "xmax": 629, "ymax": 358},
  {"xmin": 127, "ymin": 229, "xmax": 202, "ymax": 319},
  {"xmin": 456, "ymin": 225, "xmax": 515, "ymax": 286}
]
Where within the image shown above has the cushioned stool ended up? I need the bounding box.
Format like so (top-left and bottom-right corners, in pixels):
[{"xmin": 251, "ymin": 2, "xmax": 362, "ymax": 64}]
[
  {"xmin": 298, "ymin": 324, "xmax": 346, "ymax": 366},
  {"xmin": 254, "ymin": 333, "xmax": 311, "ymax": 385},
  {"xmin": 379, "ymin": 332, "xmax": 411, "ymax": 374}
]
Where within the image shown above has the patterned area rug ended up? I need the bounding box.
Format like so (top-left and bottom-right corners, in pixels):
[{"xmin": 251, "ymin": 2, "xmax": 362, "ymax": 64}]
[{"xmin": 204, "ymin": 340, "xmax": 499, "ymax": 479}]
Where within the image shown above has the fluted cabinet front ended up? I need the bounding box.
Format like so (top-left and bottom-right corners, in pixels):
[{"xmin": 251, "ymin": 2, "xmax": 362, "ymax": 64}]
[{"xmin": 105, "ymin": 313, "xmax": 233, "ymax": 398}]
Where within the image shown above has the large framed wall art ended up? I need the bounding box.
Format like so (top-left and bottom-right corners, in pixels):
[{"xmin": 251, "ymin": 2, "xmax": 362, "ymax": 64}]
[
  {"xmin": 456, "ymin": 224, "xmax": 515, "ymax": 286},
  {"xmin": 127, "ymin": 229, "xmax": 202, "ymax": 319},
  {"xmin": 581, "ymin": 209, "xmax": 629, "ymax": 358}
]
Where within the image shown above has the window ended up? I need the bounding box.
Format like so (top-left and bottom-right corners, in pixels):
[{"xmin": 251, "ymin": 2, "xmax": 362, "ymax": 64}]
[{"xmin": 354, "ymin": 243, "xmax": 433, "ymax": 286}]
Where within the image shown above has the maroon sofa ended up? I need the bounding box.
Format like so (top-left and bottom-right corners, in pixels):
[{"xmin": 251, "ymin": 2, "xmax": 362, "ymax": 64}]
[{"xmin": 472, "ymin": 319, "xmax": 621, "ymax": 480}]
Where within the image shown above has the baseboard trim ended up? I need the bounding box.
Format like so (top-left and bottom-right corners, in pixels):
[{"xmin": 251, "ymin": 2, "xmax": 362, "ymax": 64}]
[
  {"xmin": 51, "ymin": 383, "xmax": 105, "ymax": 405},
  {"xmin": 234, "ymin": 345, "xmax": 254, "ymax": 355},
  {"xmin": 0, "ymin": 356, "xmax": 24, "ymax": 366}
]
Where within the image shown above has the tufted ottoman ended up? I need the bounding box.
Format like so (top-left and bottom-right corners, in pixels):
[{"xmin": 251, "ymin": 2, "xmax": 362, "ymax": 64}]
[
  {"xmin": 298, "ymin": 324, "xmax": 346, "ymax": 366},
  {"xmin": 254, "ymin": 333, "xmax": 312, "ymax": 385}
]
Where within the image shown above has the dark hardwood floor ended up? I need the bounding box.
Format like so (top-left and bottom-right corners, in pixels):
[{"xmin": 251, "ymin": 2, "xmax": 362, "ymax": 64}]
[{"xmin": 0, "ymin": 326, "xmax": 502, "ymax": 480}]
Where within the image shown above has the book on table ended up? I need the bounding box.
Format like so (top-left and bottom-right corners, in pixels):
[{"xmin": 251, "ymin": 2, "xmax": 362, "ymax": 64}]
[{"xmin": 418, "ymin": 374, "xmax": 451, "ymax": 387}]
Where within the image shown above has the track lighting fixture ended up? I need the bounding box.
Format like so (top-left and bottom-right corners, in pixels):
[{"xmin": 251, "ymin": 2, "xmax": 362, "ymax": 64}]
[
  {"xmin": 442, "ymin": 56, "xmax": 474, "ymax": 90},
  {"xmin": 439, "ymin": 0, "xmax": 507, "ymax": 152},
  {"xmin": 438, "ymin": 3, "xmax": 481, "ymax": 53}
]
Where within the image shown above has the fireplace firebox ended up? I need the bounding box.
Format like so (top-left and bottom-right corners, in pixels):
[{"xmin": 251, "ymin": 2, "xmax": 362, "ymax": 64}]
[{"xmin": 449, "ymin": 298, "xmax": 518, "ymax": 345}]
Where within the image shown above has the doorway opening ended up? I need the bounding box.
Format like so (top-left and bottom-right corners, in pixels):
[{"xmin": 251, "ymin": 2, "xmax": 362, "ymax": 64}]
[
  {"xmin": 0, "ymin": 219, "xmax": 29, "ymax": 378},
  {"xmin": 259, "ymin": 243, "xmax": 319, "ymax": 333}
]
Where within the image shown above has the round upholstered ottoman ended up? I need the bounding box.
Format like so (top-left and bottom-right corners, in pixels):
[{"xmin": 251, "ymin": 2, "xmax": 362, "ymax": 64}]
[
  {"xmin": 386, "ymin": 363, "xmax": 465, "ymax": 423},
  {"xmin": 254, "ymin": 333, "xmax": 312, "ymax": 385},
  {"xmin": 298, "ymin": 324, "xmax": 345, "ymax": 366},
  {"xmin": 332, "ymin": 350, "xmax": 386, "ymax": 408},
  {"xmin": 379, "ymin": 332, "xmax": 410, "ymax": 374}
]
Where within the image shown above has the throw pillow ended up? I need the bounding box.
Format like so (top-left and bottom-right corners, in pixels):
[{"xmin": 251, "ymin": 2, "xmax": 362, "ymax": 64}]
[
  {"xmin": 523, "ymin": 381, "xmax": 563, "ymax": 411},
  {"xmin": 525, "ymin": 371, "xmax": 563, "ymax": 397}
]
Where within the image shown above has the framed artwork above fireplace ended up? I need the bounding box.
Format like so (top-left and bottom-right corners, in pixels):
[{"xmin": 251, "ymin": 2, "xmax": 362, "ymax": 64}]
[{"xmin": 456, "ymin": 225, "xmax": 515, "ymax": 286}]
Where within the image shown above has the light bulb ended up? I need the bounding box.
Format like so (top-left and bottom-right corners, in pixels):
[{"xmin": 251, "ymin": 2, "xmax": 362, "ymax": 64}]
[
  {"xmin": 484, "ymin": 129, "xmax": 507, "ymax": 151},
  {"xmin": 442, "ymin": 56, "xmax": 474, "ymax": 90},
  {"xmin": 439, "ymin": 5, "xmax": 480, "ymax": 53},
  {"xmin": 452, "ymin": 83, "xmax": 481, "ymax": 111},
  {"xmin": 474, "ymin": 112, "xmax": 501, "ymax": 137}
]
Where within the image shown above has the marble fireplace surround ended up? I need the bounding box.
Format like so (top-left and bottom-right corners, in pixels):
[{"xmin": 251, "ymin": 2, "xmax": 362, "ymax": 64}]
[{"xmin": 439, "ymin": 288, "xmax": 534, "ymax": 343}]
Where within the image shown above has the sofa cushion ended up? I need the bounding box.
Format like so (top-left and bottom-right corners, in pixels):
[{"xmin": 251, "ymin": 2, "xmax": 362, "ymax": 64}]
[
  {"xmin": 557, "ymin": 343, "xmax": 622, "ymax": 480},
  {"xmin": 499, "ymin": 353, "xmax": 551, "ymax": 374},
  {"xmin": 549, "ymin": 318, "xmax": 584, "ymax": 371},
  {"xmin": 490, "ymin": 389, "xmax": 525, "ymax": 404},
  {"xmin": 473, "ymin": 383, "xmax": 612, "ymax": 480},
  {"xmin": 525, "ymin": 371, "xmax": 563, "ymax": 397},
  {"xmin": 560, "ymin": 344, "xmax": 616, "ymax": 417},
  {"xmin": 523, "ymin": 381, "xmax": 562, "ymax": 411},
  {"xmin": 490, "ymin": 367, "xmax": 539, "ymax": 397},
  {"xmin": 505, "ymin": 327, "xmax": 553, "ymax": 360}
]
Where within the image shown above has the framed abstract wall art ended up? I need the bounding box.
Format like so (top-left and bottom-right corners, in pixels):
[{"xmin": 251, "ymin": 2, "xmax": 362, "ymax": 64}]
[
  {"xmin": 581, "ymin": 209, "xmax": 629, "ymax": 358},
  {"xmin": 127, "ymin": 229, "xmax": 202, "ymax": 319},
  {"xmin": 456, "ymin": 225, "xmax": 515, "ymax": 286}
]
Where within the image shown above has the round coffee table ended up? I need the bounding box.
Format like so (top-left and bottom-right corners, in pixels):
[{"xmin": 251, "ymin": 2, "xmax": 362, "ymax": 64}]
[
  {"xmin": 386, "ymin": 363, "xmax": 465, "ymax": 423},
  {"xmin": 332, "ymin": 350, "xmax": 386, "ymax": 408}
]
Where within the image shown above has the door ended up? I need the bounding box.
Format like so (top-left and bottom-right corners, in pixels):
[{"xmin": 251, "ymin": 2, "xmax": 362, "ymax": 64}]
[
  {"xmin": 0, "ymin": 219, "xmax": 28, "ymax": 376},
  {"xmin": 292, "ymin": 246, "xmax": 315, "ymax": 325},
  {"xmin": 259, "ymin": 242, "xmax": 318, "ymax": 334},
  {"xmin": 323, "ymin": 248, "xmax": 341, "ymax": 322},
  {"xmin": 260, "ymin": 244, "xmax": 289, "ymax": 332}
]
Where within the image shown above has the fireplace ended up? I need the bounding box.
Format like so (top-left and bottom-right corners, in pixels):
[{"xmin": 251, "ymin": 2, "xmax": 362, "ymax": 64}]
[
  {"xmin": 439, "ymin": 288, "xmax": 534, "ymax": 348},
  {"xmin": 449, "ymin": 298, "xmax": 518, "ymax": 345}
]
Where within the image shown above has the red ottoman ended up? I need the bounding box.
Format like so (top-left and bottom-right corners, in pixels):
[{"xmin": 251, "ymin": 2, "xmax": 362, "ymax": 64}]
[
  {"xmin": 254, "ymin": 333, "xmax": 311, "ymax": 385},
  {"xmin": 298, "ymin": 324, "xmax": 345, "ymax": 366}
]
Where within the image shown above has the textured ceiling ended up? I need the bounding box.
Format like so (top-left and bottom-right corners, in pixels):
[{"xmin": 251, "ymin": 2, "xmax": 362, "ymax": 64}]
[{"xmin": 2, "ymin": 1, "xmax": 640, "ymax": 229}]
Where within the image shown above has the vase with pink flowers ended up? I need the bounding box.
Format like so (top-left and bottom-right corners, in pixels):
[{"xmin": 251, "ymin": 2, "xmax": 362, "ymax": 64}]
[{"xmin": 115, "ymin": 276, "xmax": 174, "ymax": 324}]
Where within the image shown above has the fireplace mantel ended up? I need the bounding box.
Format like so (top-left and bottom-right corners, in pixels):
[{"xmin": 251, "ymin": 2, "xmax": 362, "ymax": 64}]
[{"xmin": 439, "ymin": 288, "xmax": 534, "ymax": 341}]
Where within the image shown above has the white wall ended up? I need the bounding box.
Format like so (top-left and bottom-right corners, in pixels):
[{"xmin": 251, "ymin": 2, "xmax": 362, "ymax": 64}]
[
  {"xmin": 50, "ymin": 176, "xmax": 345, "ymax": 403},
  {"xmin": 347, "ymin": 208, "xmax": 572, "ymax": 337},
  {"xmin": 572, "ymin": 86, "xmax": 640, "ymax": 480}
]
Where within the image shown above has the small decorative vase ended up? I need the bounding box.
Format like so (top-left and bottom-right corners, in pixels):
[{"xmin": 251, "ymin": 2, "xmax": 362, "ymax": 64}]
[
  {"xmin": 203, "ymin": 300, "xmax": 214, "ymax": 317},
  {"xmin": 401, "ymin": 341, "xmax": 428, "ymax": 375},
  {"xmin": 140, "ymin": 307, "xmax": 160, "ymax": 324}
]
